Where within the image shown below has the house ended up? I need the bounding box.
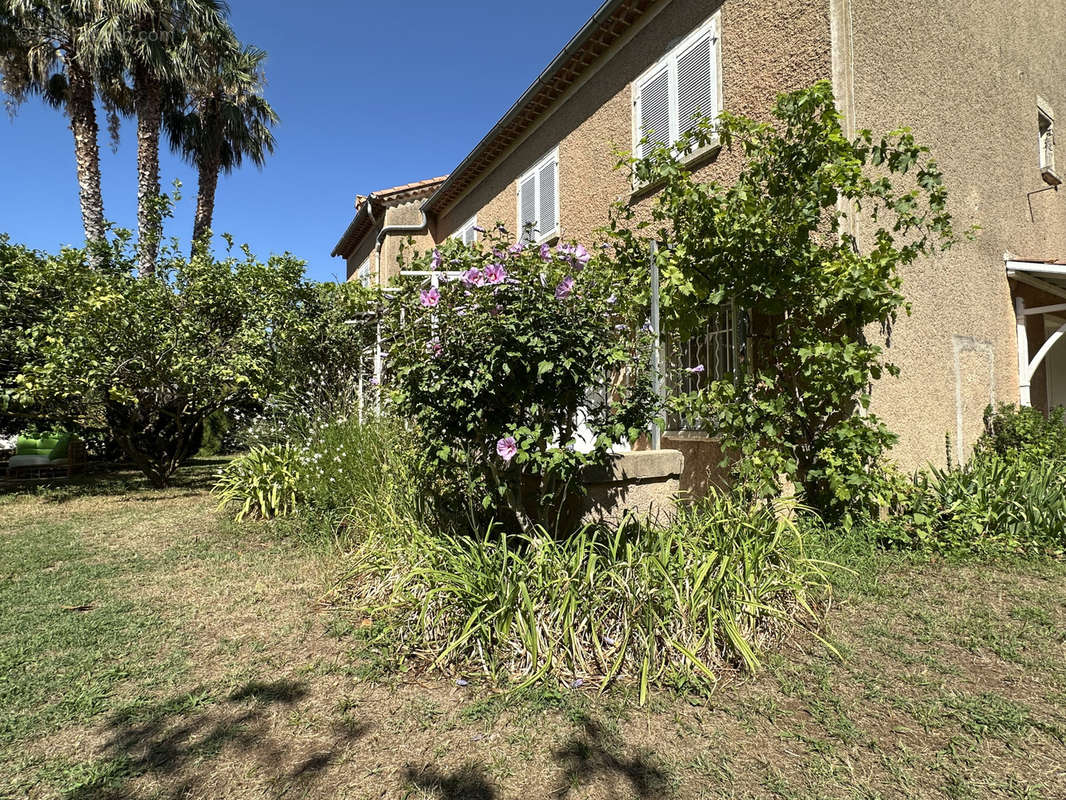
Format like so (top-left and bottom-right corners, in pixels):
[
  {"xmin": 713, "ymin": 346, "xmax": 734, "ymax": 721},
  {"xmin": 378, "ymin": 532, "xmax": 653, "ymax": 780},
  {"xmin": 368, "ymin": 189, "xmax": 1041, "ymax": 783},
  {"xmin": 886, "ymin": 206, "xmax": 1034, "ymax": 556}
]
[{"xmin": 331, "ymin": 0, "xmax": 1066, "ymax": 480}]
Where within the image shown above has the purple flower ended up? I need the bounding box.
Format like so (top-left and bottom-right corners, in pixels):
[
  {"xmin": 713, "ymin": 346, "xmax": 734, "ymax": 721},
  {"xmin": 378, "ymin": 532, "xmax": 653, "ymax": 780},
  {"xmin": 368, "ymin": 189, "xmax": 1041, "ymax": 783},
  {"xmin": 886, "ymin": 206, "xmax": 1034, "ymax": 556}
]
[
  {"xmin": 496, "ymin": 436, "xmax": 518, "ymax": 462},
  {"xmin": 420, "ymin": 288, "xmax": 440, "ymax": 307},
  {"xmin": 606, "ymin": 294, "xmax": 617, "ymax": 305},
  {"xmin": 370, "ymin": 376, "xmax": 380, "ymax": 386},
  {"xmin": 539, "ymin": 242, "xmax": 552, "ymax": 260},
  {"xmin": 462, "ymin": 267, "xmax": 485, "ymax": 287},
  {"xmin": 573, "ymin": 244, "xmax": 591, "ymax": 268},
  {"xmin": 686, "ymin": 364, "xmax": 705, "ymax": 374},
  {"xmin": 425, "ymin": 337, "xmax": 442, "ymax": 357},
  {"xmin": 555, "ymin": 276, "xmax": 575, "ymax": 300},
  {"xmin": 496, "ymin": 223, "xmax": 509, "ymax": 234},
  {"xmin": 473, "ymin": 225, "xmax": 486, "ymax": 233},
  {"xmin": 508, "ymin": 241, "xmax": 525, "ymax": 255},
  {"xmin": 571, "ymin": 678, "xmax": 584, "ymax": 689},
  {"xmin": 614, "ymin": 324, "xmax": 628, "ymax": 331},
  {"xmin": 484, "ymin": 263, "xmax": 507, "ymax": 284},
  {"xmin": 431, "ymin": 249, "xmax": 442, "ymax": 269},
  {"xmin": 456, "ymin": 678, "xmax": 469, "ymax": 687}
]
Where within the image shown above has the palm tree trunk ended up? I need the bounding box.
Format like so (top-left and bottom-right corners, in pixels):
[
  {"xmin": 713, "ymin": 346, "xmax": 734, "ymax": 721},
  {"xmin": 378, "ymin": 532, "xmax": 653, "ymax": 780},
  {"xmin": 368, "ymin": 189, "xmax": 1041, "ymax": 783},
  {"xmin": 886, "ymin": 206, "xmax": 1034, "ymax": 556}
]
[
  {"xmin": 134, "ymin": 67, "xmax": 163, "ymax": 276},
  {"xmin": 192, "ymin": 155, "xmax": 220, "ymax": 253},
  {"xmin": 66, "ymin": 63, "xmax": 106, "ymax": 261}
]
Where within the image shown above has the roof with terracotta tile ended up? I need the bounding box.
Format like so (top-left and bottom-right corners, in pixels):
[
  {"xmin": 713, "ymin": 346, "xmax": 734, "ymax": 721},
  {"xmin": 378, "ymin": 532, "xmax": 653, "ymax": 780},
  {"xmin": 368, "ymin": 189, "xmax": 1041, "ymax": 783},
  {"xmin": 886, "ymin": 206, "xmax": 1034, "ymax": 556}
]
[{"xmin": 331, "ymin": 175, "xmax": 448, "ymax": 259}]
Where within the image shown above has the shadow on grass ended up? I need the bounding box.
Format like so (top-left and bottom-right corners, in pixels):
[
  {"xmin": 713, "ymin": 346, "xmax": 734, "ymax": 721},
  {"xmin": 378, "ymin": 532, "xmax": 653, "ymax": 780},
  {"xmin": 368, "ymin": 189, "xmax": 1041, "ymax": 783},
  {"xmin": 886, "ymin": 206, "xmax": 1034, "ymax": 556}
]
[
  {"xmin": 1, "ymin": 458, "xmax": 227, "ymax": 503},
  {"xmin": 63, "ymin": 678, "xmax": 366, "ymax": 800},
  {"xmin": 551, "ymin": 716, "xmax": 668, "ymax": 798},
  {"xmin": 403, "ymin": 763, "xmax": 498, "ymax": 800}
]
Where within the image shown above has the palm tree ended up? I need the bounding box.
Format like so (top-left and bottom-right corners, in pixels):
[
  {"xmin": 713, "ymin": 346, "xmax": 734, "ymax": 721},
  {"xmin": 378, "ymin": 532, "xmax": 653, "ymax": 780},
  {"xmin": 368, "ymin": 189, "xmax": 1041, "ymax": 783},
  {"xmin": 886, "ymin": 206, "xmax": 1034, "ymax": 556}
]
[
  {"xmin": 166, "ymin": 40, "xmax": 277, "ymax": 251},
  {"xmin": 0, "ymin": 0, "xmax": 116, "ymax": 256},
  {"xmin": 95, "ymin": 0, "xmax": 229, "ymax": 275}
]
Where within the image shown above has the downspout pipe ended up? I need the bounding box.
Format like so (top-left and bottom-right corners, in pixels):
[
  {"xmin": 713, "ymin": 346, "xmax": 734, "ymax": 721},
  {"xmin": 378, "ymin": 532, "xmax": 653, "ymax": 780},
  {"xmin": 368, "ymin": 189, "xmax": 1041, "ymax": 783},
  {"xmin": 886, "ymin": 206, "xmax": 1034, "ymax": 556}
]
[{"xmin": 371, "ymin": 192, "xmax": 432, "ymax": 285}]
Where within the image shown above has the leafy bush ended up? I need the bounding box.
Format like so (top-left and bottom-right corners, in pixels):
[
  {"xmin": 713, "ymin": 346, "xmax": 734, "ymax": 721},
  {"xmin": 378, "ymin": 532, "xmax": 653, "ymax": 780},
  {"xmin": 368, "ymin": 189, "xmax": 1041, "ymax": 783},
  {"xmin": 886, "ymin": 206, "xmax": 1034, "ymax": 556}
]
[
  {"xmin": 215, "ymin": 402, "xmax": 421, "ymax": 544},
  {"xmin": 975, "ymin": 403, "xmax": 1066, "ymax": 465},
  {"xmin": 384, "ymin": 232, "xmax": 658, "ymax": 533},
  {"xmin": 214, "ymin": 444, "xmax": 302, "ymax": 521},
  {"xmin": 875, "ymin": 455, "xmax": 1066, "ymax": 557},
  {"xmin": 337, "ymin": 492, "xmax": 832, "ymax": 702},
  {"xmin": 610, "ymin": 80, "xmax": 962, "ymax": 519},
  {"xmin": 294, "ymin": 411, "xmax": 421, "ymax": 537}
]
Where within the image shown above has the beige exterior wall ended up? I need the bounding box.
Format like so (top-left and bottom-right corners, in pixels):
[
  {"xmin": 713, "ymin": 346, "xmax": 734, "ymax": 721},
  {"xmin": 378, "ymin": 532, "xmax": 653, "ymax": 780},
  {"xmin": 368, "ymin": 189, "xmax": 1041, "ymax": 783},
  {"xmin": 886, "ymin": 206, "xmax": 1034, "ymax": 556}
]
[
  {"xmin": 435, "ymin": 0, "xmax": 832, "ymax": 244},
  {"xmin": 344, "ymin": 200, "xmax": 435, "ymax": 285},
  {"xmin": 843, "ymin": 0, "xmax": 1066, "ymax": 469},
  {"xmin": 346, "ymin": 0, "xmax": 1066, "ymax": 477}
]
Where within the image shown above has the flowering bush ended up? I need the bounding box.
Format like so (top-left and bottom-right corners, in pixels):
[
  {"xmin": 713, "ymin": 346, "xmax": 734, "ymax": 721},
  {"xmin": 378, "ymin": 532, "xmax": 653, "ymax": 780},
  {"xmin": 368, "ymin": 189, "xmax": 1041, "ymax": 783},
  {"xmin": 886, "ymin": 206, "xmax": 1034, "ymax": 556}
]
[{"xmin": 384, "ymin": 230, "xmax": 658, "ymax": 532}]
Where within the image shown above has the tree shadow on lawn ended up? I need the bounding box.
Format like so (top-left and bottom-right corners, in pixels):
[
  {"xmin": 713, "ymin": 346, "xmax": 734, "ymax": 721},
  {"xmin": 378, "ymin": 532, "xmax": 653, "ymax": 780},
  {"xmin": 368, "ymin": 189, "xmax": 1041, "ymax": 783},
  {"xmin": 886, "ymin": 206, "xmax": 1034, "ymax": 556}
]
[
  {"xmin": 1, "ymin": 458, "xmax": 225, "ymax": 504},
  {"xmin": 64, "ymin": 678, "xmax": 367, "ymax": 800},
  {"xmin": 551, "ymin": 716, "xmax": 668, "ymax": 798}
]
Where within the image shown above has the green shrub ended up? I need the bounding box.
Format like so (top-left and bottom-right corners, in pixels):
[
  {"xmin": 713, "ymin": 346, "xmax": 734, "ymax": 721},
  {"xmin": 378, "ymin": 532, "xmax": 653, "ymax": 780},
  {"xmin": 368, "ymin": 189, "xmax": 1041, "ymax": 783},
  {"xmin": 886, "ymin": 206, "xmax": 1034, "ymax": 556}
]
[
  {"xmin": 877, "ymin": 455, "xmax": 1066, "ymax": 557},
  {"xmin": 215, "ymin": 409, "xmax": 421, "ymax": 543},
  {"xmin": 213, "ymin": 444, "xmax": 302, "ymax": 522},
  {"xmin": 295, "ymin": 412, "xmax": 421, "ymax": 539},
  {"xmin": 975, "ymin": 403, "xmax": 1066, "ymax": 465},
  {"xmin": 384, "ymin": 233, "xmax": 657, "ymax": 534},
  {"xmin": 338, "ymin": 492, "xmax": 832, "ymax": 702}
]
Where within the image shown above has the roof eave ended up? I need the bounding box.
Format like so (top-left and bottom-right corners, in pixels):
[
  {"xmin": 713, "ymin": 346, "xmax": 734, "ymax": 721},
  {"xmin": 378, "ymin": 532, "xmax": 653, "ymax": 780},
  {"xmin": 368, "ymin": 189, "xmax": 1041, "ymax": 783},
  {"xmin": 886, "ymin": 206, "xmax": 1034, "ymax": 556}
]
[
  {"xmin": 330, "ymin": 202, "xmax": 372, "ymax": 259},
  {"xmin": 421, "ymin": 0, "xmax": 635, "ymax": 216}
]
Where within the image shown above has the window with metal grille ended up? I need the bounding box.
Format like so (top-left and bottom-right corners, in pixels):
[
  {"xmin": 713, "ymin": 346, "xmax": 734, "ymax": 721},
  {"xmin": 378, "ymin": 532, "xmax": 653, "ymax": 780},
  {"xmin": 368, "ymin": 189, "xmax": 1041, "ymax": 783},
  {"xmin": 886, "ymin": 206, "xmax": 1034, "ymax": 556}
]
[
  {"xmin": 664, "ymin": 305, "xmax": 738, "ymax": 431},
  {"xmin": 517, "ymin": 148, "xmax": 559, "ymax": 242},
  {"xmin": 633, "ymin": 14, "xmax": 720, "ymax": 160}
]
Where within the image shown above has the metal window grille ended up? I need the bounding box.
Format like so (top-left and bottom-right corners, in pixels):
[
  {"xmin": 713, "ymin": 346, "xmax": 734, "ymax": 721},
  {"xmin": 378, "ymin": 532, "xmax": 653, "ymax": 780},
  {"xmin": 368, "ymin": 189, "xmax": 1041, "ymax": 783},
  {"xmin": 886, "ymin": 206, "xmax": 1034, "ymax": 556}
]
[{"xmin": 664, "ymin": 304, "xmax": 737, "ymax": 431}]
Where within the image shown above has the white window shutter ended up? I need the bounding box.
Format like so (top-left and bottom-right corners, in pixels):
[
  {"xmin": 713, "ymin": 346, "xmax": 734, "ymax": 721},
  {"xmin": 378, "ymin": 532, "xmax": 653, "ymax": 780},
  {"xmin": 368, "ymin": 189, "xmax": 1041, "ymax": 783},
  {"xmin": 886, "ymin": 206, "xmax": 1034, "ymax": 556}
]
[
  {"xmin": 637, "ymin": 68, "xmax": 670, "ymax": 157},
  {"xmin": 538, "ymin": 158, "xmax": 557, "ymax": 236},
  {"xmin": 676, "ymin": 33, "xmax": 713, "ymax": 136},
  {"xmin": 462, "ymin": 225, "xmax": 477, "ymax": 245},
  {"xmin": 519, "ymin": 175, "xmax": 537, "ymax": 239}
]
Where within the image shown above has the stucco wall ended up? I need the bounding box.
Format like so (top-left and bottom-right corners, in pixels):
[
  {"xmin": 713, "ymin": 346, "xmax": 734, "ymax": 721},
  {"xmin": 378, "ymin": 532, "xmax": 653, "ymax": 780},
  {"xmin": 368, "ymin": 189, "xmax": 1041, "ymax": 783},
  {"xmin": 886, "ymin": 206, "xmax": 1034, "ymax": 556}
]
[
  {"xmin": 435, "ymin": 0, "xmax": 832, "ymax": 244},
  {"xmin": 344, "ymin": 200, "xmax": 435, "ymax": 285},
  {"xmin": 845, "ymin": 0, "xmax": 1066, "ymax": 469}
]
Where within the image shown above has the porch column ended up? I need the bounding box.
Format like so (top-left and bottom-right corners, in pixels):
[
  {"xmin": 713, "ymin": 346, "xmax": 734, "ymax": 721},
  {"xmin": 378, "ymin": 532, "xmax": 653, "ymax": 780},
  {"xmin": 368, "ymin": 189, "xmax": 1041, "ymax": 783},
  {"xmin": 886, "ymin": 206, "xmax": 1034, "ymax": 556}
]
[{"xmin": 1017, "ymin": 296, "xmax": 1031, "ymax": 407}]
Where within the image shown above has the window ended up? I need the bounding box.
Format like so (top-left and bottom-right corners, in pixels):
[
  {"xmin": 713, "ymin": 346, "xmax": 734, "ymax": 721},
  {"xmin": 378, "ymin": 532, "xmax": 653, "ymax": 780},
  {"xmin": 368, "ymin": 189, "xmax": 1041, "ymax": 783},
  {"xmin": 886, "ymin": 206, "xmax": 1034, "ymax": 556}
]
[
  {"xmin": 664, "ymin": 305, "xmax": 740, "ymax": 431},
  {"xmin": 453, "ymin": 217, "xmax": 479, "ymax": 245},
  {"xmin": 1038, "ymin": 99, "xmax": 1059, "ymax": 185},
  {"xmin": 356, "ymin": 256, "xmax": 371, "ymax": 287},
  {"xmin": 517, "ymin": 148, "xmax": 559, "ymax": 242},
  {"xmin": 633, "ymin": 14, "xmax": 721, "ymax": 160}
]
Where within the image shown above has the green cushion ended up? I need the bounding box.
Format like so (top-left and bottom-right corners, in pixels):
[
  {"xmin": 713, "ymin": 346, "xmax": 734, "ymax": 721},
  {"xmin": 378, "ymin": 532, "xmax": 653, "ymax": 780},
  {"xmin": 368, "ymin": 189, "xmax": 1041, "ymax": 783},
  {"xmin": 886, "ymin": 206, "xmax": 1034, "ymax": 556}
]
[{"xmin": 15, "ymin": 433, "xmax": 73, "ymax": 460}]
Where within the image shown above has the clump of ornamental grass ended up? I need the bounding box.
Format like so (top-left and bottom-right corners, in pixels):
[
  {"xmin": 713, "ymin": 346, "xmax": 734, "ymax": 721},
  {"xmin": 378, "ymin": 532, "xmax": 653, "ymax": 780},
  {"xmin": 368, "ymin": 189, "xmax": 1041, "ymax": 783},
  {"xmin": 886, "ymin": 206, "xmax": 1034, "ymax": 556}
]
[
  {"xmin": 333, "ymin": 491, "xmax": 833, "ymax": 702},
  {"xmin": 214, "ymin": 406, "xmax": 421, "ymax": 545}
]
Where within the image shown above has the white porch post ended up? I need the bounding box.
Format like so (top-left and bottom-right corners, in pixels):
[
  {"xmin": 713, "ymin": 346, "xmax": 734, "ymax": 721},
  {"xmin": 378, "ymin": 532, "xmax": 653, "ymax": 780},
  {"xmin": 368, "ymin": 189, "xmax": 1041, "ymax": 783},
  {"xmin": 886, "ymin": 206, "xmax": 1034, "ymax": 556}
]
[{"xmin": 1017, "ymin": 296, "xmax": 1031, "ymax": 407}]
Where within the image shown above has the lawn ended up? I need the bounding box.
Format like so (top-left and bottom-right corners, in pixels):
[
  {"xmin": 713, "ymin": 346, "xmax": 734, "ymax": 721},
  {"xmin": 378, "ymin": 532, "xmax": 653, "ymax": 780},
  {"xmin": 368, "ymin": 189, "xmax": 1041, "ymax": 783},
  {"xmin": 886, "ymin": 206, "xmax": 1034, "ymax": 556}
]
[{"xmin": 2, "ymin": 462, "xmax": 1065, "ymax": 799}]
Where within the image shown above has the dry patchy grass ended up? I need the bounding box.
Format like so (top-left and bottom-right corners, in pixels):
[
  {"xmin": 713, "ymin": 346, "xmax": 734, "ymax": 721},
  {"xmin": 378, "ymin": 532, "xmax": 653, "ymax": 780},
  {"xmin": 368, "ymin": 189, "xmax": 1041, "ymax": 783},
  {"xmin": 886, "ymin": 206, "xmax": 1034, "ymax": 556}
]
[{"xmin": 1, "ymin": 463, "xmax": 1065, "ymax": 799}]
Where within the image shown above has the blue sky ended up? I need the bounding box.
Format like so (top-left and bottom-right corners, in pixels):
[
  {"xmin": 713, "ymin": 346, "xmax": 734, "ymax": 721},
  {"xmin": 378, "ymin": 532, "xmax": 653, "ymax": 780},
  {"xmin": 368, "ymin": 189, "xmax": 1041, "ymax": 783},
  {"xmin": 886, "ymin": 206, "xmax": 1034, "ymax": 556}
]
[{"xmin": 0, "ymin": 0, "xmax": 600, "ymax": 282}]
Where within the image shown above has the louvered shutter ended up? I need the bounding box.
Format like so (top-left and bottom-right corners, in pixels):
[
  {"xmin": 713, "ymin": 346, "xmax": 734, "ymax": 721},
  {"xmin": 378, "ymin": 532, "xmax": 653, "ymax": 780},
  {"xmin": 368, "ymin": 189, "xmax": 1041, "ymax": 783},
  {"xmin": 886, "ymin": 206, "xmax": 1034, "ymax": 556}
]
[
  {"xmin": 637, "ymin": 68, "xmax": 670, "ymax": 157},
  {"xmin": 462, "ymin": 224, "xmax": 477, "ymax": 245},
  {"xmin": 676, "ymin": 33, "xmax": 713, "ymax": 136},
  {"xmin": 518, "ymin": 174, "xmax": 537, "ymax": 239},
  {"xmin": 538, "ymin": 158, "xmax": 557, "ymax": 236}
]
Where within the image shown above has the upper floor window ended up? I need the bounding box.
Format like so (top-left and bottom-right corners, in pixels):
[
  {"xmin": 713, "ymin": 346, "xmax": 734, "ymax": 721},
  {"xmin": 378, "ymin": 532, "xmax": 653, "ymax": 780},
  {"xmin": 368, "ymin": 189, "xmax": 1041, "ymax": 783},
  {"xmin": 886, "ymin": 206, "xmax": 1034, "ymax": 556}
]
[
  {"xmin": 517, "ymin": 148, "xmax": 559, "ymax": 242},
  {"xmin": 453, "ymin": 217, "xmax": 479, "ymax": 245},
  {"xmin": 356, "ymin": 256, "xmax": 371, "ymax": 287},
  {"xmin": 634, "ymin": 14, "xmax": 721, "ymax": 160},
  {"xmin": 1038, "ymin": 99, "xmax": 1059, "ymax": 185}
]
